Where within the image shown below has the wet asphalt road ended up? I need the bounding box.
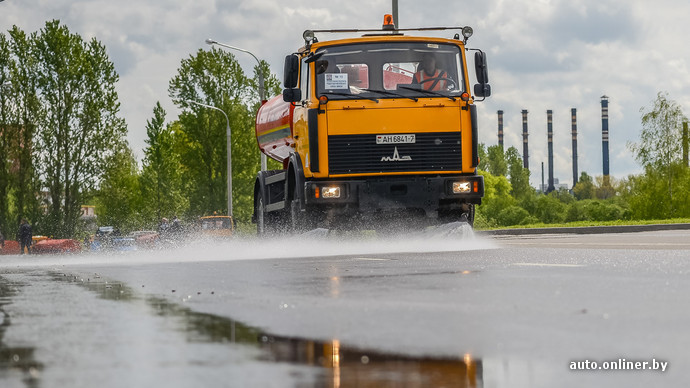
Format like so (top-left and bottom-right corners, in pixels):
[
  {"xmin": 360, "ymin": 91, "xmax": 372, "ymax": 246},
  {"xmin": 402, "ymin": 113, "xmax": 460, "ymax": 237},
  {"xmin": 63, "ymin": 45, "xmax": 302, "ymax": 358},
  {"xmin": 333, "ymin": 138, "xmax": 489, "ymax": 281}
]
[{"xmin": 1, "ymin": 227, "xmax": 689, "ymax": 387}]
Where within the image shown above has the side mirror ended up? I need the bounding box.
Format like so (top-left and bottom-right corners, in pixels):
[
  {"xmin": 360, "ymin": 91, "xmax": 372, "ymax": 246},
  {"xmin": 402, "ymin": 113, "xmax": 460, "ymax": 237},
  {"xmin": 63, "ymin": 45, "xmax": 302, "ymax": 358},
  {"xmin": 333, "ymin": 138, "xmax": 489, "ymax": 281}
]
[
  {"xmin": 474, "ymin": 83, "xmax": 492, "ymax": 98},
  {"xmin": 283, "ymin": 88, "xmax": 301, "ymax": 103},
  {"xmin": 473, "ymin": 51, "xmax": 491, "ymax": 98},
  {"xmin": 283, "ymin": 54, "xmax": 299, "ymax": 88},
  {"xmin": 474, "ymin": 51, "xmax": 489, "ymax": 85}
]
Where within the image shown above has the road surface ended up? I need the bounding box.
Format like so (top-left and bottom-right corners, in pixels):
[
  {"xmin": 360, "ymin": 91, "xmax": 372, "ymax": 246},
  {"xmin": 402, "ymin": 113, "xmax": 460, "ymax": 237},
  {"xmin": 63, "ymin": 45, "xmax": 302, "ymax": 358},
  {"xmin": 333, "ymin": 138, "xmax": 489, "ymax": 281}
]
[{"xmin": 1, "ymin": 226, "xmax": 688, "ymax": 387}]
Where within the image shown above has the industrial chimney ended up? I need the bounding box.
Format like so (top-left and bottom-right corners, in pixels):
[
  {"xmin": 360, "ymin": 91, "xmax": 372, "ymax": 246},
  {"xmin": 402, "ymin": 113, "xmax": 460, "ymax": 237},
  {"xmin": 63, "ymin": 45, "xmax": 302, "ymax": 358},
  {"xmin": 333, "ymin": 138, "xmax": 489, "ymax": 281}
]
[
  {"xmin": 522, "ymin": 109, "xmax": 529, "ymax": 170},
  {"xmin": 601, "ymin": 95, "xmax": 610, "ymax": 176},
  {"xmin": 683, "ymin": 121, "xmax": 690, "ymax": 167},
  {"xmin": 571, "ymin": 108, "xmax": 578, "ymax": 187},
  {"xmin": 547, "ymin": 110, "xmax": 555, "ymax": 193},
  {"xmin": 497, "ymin": 110, "xmax": 504, "ymax": 149}
]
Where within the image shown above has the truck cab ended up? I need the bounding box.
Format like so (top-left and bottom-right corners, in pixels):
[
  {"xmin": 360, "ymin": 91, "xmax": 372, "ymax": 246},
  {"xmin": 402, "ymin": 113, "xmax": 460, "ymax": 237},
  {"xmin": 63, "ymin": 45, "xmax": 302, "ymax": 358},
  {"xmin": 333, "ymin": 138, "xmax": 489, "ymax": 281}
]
[{"xmin": 254, "ymin": 20, "xmax": 491, "ymax": 233}]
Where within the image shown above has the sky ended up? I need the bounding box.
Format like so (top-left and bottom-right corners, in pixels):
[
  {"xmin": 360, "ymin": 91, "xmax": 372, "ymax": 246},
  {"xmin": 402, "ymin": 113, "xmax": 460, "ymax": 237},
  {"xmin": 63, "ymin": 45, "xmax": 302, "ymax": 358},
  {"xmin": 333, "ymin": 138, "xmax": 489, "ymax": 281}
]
[{"xmin": 2, "ymin": 0, "xmax": 689, "ymax": 188}]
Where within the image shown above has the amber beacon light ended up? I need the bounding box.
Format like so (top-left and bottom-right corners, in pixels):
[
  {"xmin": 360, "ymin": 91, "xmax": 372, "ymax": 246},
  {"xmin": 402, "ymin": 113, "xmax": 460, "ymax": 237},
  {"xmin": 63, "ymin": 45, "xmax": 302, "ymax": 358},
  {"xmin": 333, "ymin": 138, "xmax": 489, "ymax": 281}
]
[{"xmin": 382, "ymin": 14, "xmax": 395, "ymax": 29}]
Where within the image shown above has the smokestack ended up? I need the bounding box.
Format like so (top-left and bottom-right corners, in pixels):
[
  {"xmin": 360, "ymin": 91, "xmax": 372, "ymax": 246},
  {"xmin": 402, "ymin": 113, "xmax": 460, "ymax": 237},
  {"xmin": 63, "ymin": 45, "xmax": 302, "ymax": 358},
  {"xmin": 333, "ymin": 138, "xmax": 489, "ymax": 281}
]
[
  {"xmin": 601, "ymin": 95, "xmax": 610, "ymax": 176},
  {"xmin": 547, "ymin": 110, "xmax": 555, "ymax": 193},
  {"xmin": 522, "ymin": 109, "xmax": 529, "ymax": 169},
  {"xmin": 571, "ymin": 108, "xmax": 578, "ymax": 187},
  {"xmin": 497, "ymin": 110, "xmax": 504, "ymax": 149},
  {"xmin": 683, "ymin": 121, "xmax": 690, "ymax": 167},
  {"xmin": 541, "ymin": 162, "xmax": 545, "ymax": 193}
]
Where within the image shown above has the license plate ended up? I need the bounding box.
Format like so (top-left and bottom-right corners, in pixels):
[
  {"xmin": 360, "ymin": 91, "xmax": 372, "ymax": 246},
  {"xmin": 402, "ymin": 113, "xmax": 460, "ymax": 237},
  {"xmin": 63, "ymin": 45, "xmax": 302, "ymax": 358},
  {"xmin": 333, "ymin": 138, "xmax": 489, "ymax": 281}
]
[{"xmin": 376, "ymin": 134, "xmax": 416, "ymax": 144}]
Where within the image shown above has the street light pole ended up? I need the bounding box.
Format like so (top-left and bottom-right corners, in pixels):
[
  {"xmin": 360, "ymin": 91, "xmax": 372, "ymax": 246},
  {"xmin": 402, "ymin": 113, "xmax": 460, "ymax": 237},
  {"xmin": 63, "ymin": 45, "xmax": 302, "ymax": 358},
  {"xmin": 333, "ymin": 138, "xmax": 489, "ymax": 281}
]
[
  {"xmin": 205, "ymin": 38, "xmax": 267, "ymax": 171},
  {"xmin": 186, "ymin": 100, "xmax": 233, "ymax": 218}
]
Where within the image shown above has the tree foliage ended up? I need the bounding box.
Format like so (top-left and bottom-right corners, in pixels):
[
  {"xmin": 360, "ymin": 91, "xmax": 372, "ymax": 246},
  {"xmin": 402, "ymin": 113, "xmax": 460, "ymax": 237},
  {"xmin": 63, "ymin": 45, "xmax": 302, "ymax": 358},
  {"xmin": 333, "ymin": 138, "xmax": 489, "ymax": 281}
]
[
  {"xmin": 95, "ymin": 145, "xmax": 142, "ymax": 231},
  {"xmin": 630, "ymin": 91, "xmax": 686, "ymax": 168},
  {"xmin": 505, "ymin": 146, "xmax": 532, "ymax": 200},
  {"xmin": 139, "ymin": 102, "xmax": 186, "ymax": 224},
  {"xmin": 168, "ymin": 48, "xmax": 271, "ymax": 223},
  {"xmin": 33, "ymin": 20, "xmax": 127, "ymax": 237},
  {"xmin": 485, "ymin": 145, "xmax": 508, "ymax": 176},
  {"xmin": 572, "ymin": 172, "xmax": 595, "ymax": 200},
  {"xmin": 627, "ymin": 91, "xmax": 688, "ymax": 217}
]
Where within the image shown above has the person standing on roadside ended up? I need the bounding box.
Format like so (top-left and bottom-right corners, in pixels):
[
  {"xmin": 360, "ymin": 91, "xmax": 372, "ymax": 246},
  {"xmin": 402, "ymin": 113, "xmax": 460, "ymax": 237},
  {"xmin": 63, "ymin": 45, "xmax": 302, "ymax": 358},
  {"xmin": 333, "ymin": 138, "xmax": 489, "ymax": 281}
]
[{"xmin": 18, "ymin": 219, "xmax": 32, "ymax": 254}]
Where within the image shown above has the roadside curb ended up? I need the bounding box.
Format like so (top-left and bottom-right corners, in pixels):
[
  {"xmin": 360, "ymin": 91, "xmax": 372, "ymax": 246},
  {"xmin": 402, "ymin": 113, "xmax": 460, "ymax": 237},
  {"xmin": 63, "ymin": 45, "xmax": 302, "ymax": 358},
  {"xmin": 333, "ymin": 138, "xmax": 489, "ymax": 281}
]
[{"xmin": 477, "ymin": 223, "xmax": 690, "ymax": 236}]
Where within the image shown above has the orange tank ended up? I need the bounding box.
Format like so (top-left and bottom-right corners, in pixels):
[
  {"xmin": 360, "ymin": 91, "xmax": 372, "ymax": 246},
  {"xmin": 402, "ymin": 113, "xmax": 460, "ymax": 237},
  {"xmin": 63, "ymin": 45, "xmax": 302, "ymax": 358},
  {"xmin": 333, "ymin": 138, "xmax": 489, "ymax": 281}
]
[{"xmin": 255, "ymin": 95, "xmax": 295, "ymax": 164}]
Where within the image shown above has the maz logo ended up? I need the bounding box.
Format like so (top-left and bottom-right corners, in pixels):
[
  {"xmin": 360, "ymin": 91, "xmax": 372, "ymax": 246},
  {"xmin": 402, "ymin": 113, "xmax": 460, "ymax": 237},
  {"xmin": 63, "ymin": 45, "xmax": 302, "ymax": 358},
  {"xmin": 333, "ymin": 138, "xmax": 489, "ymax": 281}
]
[{"xmin": 381, "ymin": 146, "xmax": 412, "ymax": 162}]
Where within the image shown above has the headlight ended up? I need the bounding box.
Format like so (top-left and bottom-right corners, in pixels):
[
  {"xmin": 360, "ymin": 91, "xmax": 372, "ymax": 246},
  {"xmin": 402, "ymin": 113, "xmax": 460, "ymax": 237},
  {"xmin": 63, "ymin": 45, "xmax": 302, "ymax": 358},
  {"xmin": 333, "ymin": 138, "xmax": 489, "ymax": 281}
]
[
  {"xmin": 462, "ymin": 26, "xmax": 473, "ymax": 40},
  {"xmin": 321, "ymin": 186, "xmax": 341, "ymax": 199},
  {"xmin": 303, "ymin": 30, "xmax": 315, "ymax": 44},
  {"xmin": 452, "ymin": 181, "xmax": 471, "ymax": 194}
]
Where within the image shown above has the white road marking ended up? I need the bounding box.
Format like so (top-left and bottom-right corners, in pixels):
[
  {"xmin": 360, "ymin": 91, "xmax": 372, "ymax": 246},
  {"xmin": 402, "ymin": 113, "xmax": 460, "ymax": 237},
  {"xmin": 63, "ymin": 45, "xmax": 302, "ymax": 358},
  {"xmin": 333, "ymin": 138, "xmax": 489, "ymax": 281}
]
[{"xmin": 512, "ymin": 263, "xmax": 584, "ymax": 268}]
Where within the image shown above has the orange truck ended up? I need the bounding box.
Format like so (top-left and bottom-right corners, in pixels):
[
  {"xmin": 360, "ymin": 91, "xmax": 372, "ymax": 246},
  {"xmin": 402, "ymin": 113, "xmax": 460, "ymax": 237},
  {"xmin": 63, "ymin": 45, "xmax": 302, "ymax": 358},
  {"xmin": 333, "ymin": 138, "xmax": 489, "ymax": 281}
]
[{"xmin": 253, "ymin": 16, "xmax": 491, "ymax": 234}]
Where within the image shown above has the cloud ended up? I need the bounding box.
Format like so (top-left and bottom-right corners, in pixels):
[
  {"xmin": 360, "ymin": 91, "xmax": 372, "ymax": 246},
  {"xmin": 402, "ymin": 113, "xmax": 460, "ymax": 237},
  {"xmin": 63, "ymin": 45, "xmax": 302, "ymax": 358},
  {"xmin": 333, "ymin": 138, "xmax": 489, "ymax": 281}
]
[{"xmin": 2, "ymin": 0, "xmax": 689, "ymax": 189}]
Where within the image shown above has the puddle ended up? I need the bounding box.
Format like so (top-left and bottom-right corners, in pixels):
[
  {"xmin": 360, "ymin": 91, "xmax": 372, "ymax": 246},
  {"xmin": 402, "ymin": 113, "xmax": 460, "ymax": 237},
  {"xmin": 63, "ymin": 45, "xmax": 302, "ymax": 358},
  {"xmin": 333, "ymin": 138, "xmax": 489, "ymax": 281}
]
[
  {"xmin": 0, "ymin": 277, "xmax": 43, "ymax": 387},
  {"xmin": 57, "ymin": 273, "xmax": 484, "ymax": 387}
]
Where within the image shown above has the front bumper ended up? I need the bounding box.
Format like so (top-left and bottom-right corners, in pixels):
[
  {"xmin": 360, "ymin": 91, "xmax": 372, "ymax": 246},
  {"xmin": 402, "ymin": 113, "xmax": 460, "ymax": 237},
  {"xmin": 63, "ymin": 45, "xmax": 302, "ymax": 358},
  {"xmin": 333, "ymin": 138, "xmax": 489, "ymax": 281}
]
[{"xmin": 304, "ymin": 175, "xmax": 483, "ymax": 213}]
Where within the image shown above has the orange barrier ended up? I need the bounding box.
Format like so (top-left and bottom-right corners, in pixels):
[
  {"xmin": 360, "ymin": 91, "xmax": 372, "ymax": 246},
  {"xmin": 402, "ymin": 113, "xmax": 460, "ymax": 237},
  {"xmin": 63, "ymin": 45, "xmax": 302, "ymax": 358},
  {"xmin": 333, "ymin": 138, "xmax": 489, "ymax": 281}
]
[{"xmin": 0, "ymin": 240, "xmax": 21, "ymax": 255}]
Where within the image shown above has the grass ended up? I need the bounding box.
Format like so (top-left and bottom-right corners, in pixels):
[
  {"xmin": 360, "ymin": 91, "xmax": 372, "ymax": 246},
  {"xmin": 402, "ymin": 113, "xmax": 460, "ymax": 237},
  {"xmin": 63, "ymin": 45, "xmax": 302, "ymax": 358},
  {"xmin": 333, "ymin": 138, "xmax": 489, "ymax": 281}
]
[{"xmin": 476, "ymin": 218, "xmax": 690, "ymax": 231}]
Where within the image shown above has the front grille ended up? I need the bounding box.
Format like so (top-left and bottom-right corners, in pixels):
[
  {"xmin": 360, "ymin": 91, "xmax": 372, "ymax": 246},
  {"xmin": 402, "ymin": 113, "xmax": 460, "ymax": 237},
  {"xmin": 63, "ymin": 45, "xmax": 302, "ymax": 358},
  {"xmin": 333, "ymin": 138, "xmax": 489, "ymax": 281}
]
[{"xmin": 328, "ymin": 132, "xmax": 462, "ymax": 175}]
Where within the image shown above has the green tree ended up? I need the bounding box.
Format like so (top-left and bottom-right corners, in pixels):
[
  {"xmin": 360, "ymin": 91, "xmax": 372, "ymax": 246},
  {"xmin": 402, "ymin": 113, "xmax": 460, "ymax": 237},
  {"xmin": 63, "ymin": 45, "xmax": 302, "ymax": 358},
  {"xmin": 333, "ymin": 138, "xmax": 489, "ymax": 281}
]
[
  {"xmin": 628, "ymin": 91, "xmax": 687, "ymax": 217},
  {"xmin": 623, "ymin": 164, "xmax": 690, "ymax": 219},
  {"xmin": 95, "ymin": 145, "xmax": 142, "ymax": 231},
  {"xmin": 0, "ymin": 33, "xmax": 13, "ymax": 235},
  {"xmin": 595, "ymin": 175, "xmax": 616, "ymax": 200},
  {"xmin": 485, "ymin": 144, "xmax": 508, "ymax": 176},
  {"xmin": 572, "ymin": 172, "xmax": 595, "ymax": 200},
  {"xmin": 1, "ymin": 27, "xmax": 44, "ymax": 234},
  {"xmin": 505, "ymin": 146, "xmax": 533, "ymax": 200},
  {"xmin": 33, "ymin": 20, "xmax": 127, "ymax": 237},
  {"xmin": 476, "ymin": 169, "xmax": 515, "ymax": 226},
  {"xmin": 168, "ymin": 48, "xmax": 259, "ymax": 222},
  {"xmin": 140, "ymin": 102, "xmax": 186, "ymax": 224}
]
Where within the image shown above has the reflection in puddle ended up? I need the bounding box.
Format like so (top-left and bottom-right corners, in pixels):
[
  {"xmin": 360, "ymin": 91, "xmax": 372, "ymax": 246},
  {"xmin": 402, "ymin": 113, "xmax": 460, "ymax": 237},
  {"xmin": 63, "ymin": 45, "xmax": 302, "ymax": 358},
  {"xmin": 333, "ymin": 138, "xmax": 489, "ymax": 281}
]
[
  {"xmin": 64, "ymin": 273, "xmax": 483, "ymax": 387},
  {"xmin": 0, "ymin": 277, "xmax": 43, "ymax": 388}
]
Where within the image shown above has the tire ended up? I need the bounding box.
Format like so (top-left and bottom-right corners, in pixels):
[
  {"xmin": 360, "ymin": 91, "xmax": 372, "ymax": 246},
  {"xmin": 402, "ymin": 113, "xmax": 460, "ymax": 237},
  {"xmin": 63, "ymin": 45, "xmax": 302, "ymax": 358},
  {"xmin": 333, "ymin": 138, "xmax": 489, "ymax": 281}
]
[{"xmin": 289, "ymin": 183, "xmax": 308, "ymax": 233}]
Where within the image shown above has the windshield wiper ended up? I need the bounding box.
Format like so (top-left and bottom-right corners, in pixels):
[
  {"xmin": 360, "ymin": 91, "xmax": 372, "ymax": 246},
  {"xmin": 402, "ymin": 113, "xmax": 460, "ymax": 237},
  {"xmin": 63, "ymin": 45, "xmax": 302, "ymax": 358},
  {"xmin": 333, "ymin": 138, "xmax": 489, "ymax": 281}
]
[
  {"xmin": 321, "ymin": 92, "xmax": 379, "ymax": 103},
  {"xmin": 359, "ymin": 88, "xmax": 418, "ymax": 102},
  {"xmin": 397, "ymin": 85, "xmax": 456, "ymax": 101}
]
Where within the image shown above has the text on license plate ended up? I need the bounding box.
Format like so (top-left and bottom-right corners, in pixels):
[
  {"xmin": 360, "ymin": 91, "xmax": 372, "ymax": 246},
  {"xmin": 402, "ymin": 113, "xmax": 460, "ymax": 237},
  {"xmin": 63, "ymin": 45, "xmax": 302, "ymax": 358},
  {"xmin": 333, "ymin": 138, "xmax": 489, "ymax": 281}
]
[{"xmin": 376, "ymin": 134, "xmax": 416, "ymax": 144}]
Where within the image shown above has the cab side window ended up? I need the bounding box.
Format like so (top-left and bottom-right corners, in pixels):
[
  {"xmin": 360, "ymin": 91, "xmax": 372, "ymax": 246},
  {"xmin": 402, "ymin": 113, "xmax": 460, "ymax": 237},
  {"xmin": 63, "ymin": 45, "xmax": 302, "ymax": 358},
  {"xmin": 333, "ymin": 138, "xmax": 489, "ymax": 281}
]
[{"xmin": 300, "ymin": 59, "xmax": 309, "ymax": 101}]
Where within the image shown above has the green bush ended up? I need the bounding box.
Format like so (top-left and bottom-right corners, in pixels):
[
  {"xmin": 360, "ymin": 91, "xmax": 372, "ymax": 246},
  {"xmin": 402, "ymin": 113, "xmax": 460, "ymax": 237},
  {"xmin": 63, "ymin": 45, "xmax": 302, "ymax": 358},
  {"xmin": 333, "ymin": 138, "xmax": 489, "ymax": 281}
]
[
  {"xmin": 496, "ymin": 206, "xmax": 530, "ymax": 226},
  {"xmin": 534, "ymin": 195, "xmax": 567, "ymax": 224}
]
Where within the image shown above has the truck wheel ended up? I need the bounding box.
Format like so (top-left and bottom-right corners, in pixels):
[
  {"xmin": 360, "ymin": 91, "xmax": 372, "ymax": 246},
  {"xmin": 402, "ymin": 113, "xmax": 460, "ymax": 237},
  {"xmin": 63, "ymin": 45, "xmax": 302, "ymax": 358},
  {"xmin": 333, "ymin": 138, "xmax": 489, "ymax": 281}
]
[{"xmin": 289, "ymin": 184, "xmax": 308, "ymax": 233}]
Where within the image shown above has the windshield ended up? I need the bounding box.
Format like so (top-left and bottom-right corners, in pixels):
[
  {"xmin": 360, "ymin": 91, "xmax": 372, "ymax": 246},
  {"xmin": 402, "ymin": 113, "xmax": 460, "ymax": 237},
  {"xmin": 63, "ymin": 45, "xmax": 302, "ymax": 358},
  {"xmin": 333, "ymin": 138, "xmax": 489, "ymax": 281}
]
[{"xmin": 314, "ymin": 41, "xmax": 465, "ymax": 100}]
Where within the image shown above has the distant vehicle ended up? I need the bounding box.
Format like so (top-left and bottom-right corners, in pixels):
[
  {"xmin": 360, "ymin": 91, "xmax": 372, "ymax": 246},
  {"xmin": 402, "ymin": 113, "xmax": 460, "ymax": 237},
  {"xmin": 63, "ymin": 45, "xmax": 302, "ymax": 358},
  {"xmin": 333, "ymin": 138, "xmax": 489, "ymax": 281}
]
[
  {"xmin": 111, "ymin": 236, "xmax": 137, "ymax": 251},
  {"xmin": 130, "ymin": 230, "xmax": 160, "ymax": 249},
  {"xmin": 199, "ymin": 216, "xmax": 234, "ymax": 238},
  {"xmin": 91, "ymin": 226, "xmax": 133, "ymax": 251}
]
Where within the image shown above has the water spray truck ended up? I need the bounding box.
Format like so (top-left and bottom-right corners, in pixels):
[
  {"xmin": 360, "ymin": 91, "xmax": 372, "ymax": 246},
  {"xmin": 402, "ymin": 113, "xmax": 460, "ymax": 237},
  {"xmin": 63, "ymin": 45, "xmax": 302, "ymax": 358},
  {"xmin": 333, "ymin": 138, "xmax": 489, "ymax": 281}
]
[{"xmin": 253, "ymin": 15, "xmax": 491, "ymax": 234}]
